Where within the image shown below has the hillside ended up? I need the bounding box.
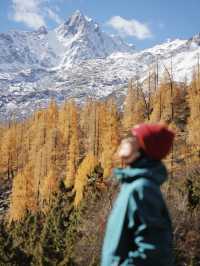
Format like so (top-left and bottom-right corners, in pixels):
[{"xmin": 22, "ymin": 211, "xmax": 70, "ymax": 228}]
[{"xmin": 0, "ymin": 70, "xmax": 200, "ymax": 265}]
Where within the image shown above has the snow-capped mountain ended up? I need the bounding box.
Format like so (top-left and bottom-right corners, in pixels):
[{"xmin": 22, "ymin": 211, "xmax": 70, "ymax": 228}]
[
  {"xmin": 0, "ymin": 10, "xmax": 200, "ymax": 120},
  {"xmin": 55, "ymin": 10, "xmax": 134, "ymax": 66},
  {"xmin": 0, "ymin": 10, "xmax": 133, "ymax": 72}
]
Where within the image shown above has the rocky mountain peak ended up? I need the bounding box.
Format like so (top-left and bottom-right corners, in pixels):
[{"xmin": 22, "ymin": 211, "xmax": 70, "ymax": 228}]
[
  {"xmin": 36, "ymin": 26, "xmax": 48, "ymax": 35},
  {"xmin": 188, "ymin": 33, "xmax": 200, "ymax": 46}
]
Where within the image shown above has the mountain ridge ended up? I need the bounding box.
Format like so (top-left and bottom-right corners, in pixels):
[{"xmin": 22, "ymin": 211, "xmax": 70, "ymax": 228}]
[{"xmin": 0, "ymin": 10, "xmax": 200, "ymax": 120}]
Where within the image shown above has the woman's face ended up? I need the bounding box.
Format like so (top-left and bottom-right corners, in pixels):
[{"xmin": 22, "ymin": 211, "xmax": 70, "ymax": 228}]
[{"xmin": 117, "ymin": 136, "xmax": 140, "ymax": 166}]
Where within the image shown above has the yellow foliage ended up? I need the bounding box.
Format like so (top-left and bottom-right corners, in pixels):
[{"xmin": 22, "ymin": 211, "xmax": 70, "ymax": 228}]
[
  {"xmin": 74, "ymin": 153, "xmax": 97, "ymax": 207},
  {"xmin": 0, "ymin": 74, "xmax": 198, "ymax": 220},
  {"xmin": 80, "ymin": 100, "xmax": 101, "ymax": 158},
  {"xmin": 40, "ymin": 168, "xmax": 59, "ymax": 213},
  {"xmin": 187, "ymin": 75, "xmax": 200, "ymax": 152},
  {"xmin": 100, "ymin": 99, "xmax": 120, "ymax": 178},
  {"xmin": 8, "ymin": 164, "xmax": 36, "ymax": 222},
  {"xmin": 122, "ymin": 81, "xmax": 146, "ymax": 133},
  {"xmin": 65, "ymin": 100, "xmax": 80, "ymax": 187}
]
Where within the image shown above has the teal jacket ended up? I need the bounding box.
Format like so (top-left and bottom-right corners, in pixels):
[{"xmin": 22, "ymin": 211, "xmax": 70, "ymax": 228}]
[{"xmin": 101, "ymin": 156, "xmax": 174, "ymax": 266}]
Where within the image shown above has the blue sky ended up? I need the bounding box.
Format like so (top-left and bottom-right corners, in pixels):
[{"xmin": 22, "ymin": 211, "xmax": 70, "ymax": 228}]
[{"xmin": 1, "ymin": 0, "xmax": 200, "ymax": 49}]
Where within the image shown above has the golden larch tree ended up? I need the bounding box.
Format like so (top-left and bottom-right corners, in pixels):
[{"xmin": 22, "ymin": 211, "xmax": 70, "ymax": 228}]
[
  {"xmin": 187, "ymin": 72, "xmax": 200, "ymax": 158},
  {"xmin": 100, "ymin": 99, "xmax": 120, "ymax": 178},
  {"xmin": 65, "ymin": 100, "xmax": 80, "ymax": 188},
  {"xmin": 74, "ymin": 153, "xmax": 97, "ymax": 206}
]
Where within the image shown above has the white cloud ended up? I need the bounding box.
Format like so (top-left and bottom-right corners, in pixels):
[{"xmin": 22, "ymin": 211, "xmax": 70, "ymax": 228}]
[
  {"xmin": 11, "ymin": 0, "xmax": 62, "ymax": 29},
  {"xmin": 11, "ymin": 0, "xmax": 46, "ymax": 29},
  {"xmin": 106, "ymin": 16, "xmax": 152, "ymax": 40},
  {"xmin": 46, "ymin": 6, "xmax": 63, "ymax": 25},
  {"xmin": 46, "ymin": 8, "xmax": 62, "ymax": 24}
]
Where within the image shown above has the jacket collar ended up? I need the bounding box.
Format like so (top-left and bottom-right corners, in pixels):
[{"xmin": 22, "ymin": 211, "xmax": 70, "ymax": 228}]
[{"xmin": 112, "ymin": 156, "xmax": 168, "ymax": 186}]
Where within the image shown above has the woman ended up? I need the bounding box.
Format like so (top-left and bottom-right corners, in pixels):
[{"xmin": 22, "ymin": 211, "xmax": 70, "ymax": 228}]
[{"xmin": 101, "ymin": 123, "xmax": 175, "ymax": 266}]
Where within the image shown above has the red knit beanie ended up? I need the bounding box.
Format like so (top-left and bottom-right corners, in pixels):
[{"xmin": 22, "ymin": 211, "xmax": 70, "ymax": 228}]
[{"xmin": 131, "ymin": 123, "xmax": 175, "ymax": 160}]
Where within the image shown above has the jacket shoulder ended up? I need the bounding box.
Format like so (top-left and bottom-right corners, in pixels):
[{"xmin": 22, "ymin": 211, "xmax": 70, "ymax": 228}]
[{"xmin": 127, "ymin": 177, "xmax": 160, "ymax": 194}]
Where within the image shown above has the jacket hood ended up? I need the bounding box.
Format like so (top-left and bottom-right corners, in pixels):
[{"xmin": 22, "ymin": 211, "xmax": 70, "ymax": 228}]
[{"xmin": 113, "ymin": 156, "xmax": 168, "ymax": 186}]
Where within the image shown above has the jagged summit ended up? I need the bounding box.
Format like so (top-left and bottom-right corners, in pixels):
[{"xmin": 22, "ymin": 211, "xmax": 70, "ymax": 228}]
[
  {"xmin": 188, "ymin": 33, "xmax": 200, "ymax": 46},
  {"xmin": 66, "ymin": 10, "xmax": 94, "ymax": 25},
  {"xmin": 61, "ymin": 10, "xmax": 90, "ymax": 35},
  {"xmin": 55, "ymin": 10, "xmax": 134, "ymax": 65},
  {"xmin": 57, "ymin": 10, "xmax": 95, "ymax": 38},
  {"xmin": 68, "ymin": 10, "xmax": 90, "ymax": 24},
  {"xmin": 36, "ymin": 26, "xmax": 48, "ymax": 35},
  {"xmin": 71, "ymin": 9, "xmax": 84, "ymax": 18}
]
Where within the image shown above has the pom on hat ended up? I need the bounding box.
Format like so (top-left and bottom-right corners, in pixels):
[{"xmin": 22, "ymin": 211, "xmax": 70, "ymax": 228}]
[{"xmin": 131, "ymin": 123, "xmax": 175, "ymax": 160}]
